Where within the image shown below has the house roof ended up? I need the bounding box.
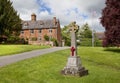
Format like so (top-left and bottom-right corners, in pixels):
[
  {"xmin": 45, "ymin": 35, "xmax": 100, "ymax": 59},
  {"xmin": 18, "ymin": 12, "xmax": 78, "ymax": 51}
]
[
  {"xmin": 22, "ymin": 19, "xmax": 59, "ymax": 30},
  {"xmin": 95, "ymin": 32, "xmax": 105, "ymax": 39}
]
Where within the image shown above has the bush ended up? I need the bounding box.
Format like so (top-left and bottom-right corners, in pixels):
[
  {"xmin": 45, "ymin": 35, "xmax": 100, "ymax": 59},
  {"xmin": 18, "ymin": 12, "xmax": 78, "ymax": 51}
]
[
  {"xmin": 51, "ymin": 38, "xmax": 58, "ymax": 46},
  {"xmin": 7, "ymin": 36, "xmax": 20, "ymax": 44},
  {"xmin": 80, "ymin": 38, "xmax": 92, "ymax": 46},
  {"xmin": 19, "ymin": 38, "xmax": 28, "ymax": 44},
  {"xmin": 80, "ymin": 38, "xmax": 102, "ymax": 47},
  {"xmin": 31, "ymin": 37, "xmax": 37, "ymax": 41},
  {"xmin": 95, "ymin": 39, "xmax": 102, "ymax": 47},
  {"xmin": 44, "ymin": 35, "xmax": 49, "ymax": 41},
  {"xmin": 6, "ymin": 36, "xmax": 28, "ymax": 44}
]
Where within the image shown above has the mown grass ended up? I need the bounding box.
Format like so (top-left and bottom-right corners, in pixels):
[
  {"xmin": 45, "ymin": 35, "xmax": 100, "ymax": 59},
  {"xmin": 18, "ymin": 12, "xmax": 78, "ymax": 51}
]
[
  {"xmin": 0, "ymin": 47, "xmax": 120, "ymax": 83},
  {"xmin": 0, "ymin": 45, "xmax": 50, "ymax": 56}
]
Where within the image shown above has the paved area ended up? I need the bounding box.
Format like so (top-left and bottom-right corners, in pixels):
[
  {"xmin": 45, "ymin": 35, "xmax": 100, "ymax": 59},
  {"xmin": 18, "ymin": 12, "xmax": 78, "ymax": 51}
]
[{"xmin": 0, "ymin": 47, "xmax": 69, "ymax": 67}]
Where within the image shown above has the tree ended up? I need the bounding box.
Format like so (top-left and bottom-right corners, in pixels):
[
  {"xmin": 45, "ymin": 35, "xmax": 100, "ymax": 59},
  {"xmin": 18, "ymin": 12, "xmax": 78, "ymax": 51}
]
[
  {"xmin": 101, "ymin": 0, "xmax": 120, "ymax": 47},
  {"xmin": 78, "ymin": 23, "xmax": 101, "ymax": 46},
  {"xmin": 61, "ymin": 26, "xmax": 71, "ymax": 46},
  {"xmin": 51, "ymin": 38, "xmax": 58, "ymax": 46},
  {"xmin": 78, "ymin": 23, "xmax": 92, "ymax": 46},
  {"xmin": 0, "ymin": 0, "xmax": 21, "ymax": 38},
  {"xmin": 79, "ymin": 23, "xmax": 92, "ymax": 38}
]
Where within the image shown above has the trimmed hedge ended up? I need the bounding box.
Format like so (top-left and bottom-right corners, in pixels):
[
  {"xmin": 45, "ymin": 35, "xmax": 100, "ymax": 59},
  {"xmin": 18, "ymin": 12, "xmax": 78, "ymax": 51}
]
[{"xmin": 80, "ymin": 38, "xmax": 102, "ymax": 47}]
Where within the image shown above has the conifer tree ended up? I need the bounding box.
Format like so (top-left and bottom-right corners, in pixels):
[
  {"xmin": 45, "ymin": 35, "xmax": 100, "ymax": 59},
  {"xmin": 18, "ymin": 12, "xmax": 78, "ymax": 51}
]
[{"xmin": 0, "ymin": 0, "xmax": 21, "ymax": 37}]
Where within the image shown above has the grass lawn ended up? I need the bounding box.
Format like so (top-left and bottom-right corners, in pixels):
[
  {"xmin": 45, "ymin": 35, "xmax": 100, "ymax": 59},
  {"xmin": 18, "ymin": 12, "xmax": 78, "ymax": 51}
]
[
  {"xmin": 0, "ymin": 47, "xmax": 120, "ymax": 83},
  {"xmin": 0, "ymin": 45, "xmax": 50, "ymax": 56}
]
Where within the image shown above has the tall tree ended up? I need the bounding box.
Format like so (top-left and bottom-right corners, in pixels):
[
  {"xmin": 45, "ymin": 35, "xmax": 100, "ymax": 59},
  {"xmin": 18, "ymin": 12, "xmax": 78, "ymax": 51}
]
[
  {"xmin": 79, "ymin": 23, "xmax": 92, "ymax": 38},
  {"xmin": 61, "ymin": 26, "xmax": 71, "ymax": 46},
  {"xmin": 0, "ymin": 0, "xmax": 21, "ymax": 37},
  {"xmin": 78, "ymin": 23, "xmax": 92, "ymax": 46},
  {"xmin": 101, "ymin": 0, "xmax": 120, "ymax": 47}
]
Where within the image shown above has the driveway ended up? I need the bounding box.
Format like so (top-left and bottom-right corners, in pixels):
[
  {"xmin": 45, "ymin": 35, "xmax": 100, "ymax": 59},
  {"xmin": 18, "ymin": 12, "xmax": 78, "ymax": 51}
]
[{"xmin": 0, "ymin": 47, "xmax": 69, "ymax": 67}]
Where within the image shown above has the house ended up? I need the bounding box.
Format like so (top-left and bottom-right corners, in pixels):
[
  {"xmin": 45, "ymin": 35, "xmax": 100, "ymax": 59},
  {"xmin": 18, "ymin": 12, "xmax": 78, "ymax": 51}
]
[
  {"xmin": 95, "ymin": 32, "xmax": 105, "ymax": 40},
  {"xmin": 20, "ymin": 13, "xmax": 62, "ymax": 46}
]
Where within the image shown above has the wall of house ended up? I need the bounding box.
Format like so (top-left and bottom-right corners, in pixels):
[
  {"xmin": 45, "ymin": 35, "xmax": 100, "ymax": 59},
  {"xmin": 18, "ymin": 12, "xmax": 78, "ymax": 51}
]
[
  {"xmin": 20, "ymin": 14, "xmax": 62, "ymax": 46},
  {"xmin": 20, "ymin": 28, "xmax": 59, "ymax": 42}
]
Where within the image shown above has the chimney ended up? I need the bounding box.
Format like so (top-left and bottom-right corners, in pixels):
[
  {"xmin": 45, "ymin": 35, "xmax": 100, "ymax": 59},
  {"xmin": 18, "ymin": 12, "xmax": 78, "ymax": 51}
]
[
  {"xmin": 53, "ymin": 17, "xmax": 57, "ymax": 25},
  {"xmin": 31, "ymin": 13, "xmax": 36, "ymax": 21}
]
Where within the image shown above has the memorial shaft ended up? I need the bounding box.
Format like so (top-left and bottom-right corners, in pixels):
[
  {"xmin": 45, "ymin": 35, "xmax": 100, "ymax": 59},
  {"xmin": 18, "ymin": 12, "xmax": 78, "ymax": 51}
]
[{"xmin": 71, "ymin": 30, "xmax": 77, "ymax": 56}]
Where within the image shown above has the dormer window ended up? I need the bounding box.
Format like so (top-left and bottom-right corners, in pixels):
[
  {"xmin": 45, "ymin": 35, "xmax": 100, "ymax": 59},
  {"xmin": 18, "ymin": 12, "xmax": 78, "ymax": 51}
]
[
  {"xmin": 40, "ymin": 21, "xmax": 44, "ymax": 25},
  {"xmin": 23, "ymin": 22, "xmax": 28, "ymax": 28}
]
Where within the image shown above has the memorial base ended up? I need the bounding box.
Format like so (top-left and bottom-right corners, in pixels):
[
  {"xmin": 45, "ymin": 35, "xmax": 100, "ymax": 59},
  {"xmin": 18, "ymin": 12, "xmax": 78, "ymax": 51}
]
[{"xmin": 61, "ymin": 56, "xmax": 88, "ymax": 77}]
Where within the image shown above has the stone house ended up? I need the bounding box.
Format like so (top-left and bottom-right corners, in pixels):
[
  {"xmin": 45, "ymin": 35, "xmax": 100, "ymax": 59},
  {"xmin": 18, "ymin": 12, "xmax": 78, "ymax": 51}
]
[{"xmin": 20, "ymin": 13, "xmax": 62, "ymax": 46}]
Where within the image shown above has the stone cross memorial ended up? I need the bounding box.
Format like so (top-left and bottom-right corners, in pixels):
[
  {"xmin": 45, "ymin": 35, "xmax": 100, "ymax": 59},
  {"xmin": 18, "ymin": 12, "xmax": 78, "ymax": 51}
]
[{"xmin": 61, "ymin": 21, "xmax": 88, "ymax": 77}]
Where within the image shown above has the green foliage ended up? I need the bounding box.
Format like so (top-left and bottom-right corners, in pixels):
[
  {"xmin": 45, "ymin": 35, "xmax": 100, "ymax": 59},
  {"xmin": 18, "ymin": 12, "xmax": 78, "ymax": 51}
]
[
  {"xmin": 62, "ymin": 23, "xmax": 102, "ymax": 47},
  {"xmin": 19, "ymin": 38, "xmax": 28, "ymax": 44},
  {"xmin": 78, "ymin": 23, "xmax": 102, "ymax": 47},
  {"xmin": 0, "ymin": 45, "xmax": 50, "ymax": 56},
  {"xmin": 7, "ymin": 36, "xmax": 20, "ymax": 43},
  {"xmin": 0, "ymin": 0, "xmax": 21, "ymax": 37},
  {"xmin": 80, "ymin": 38, "xmax": 92, "ymax": 46},
  {"xmin": 0, "ymin": 47, "xmax": 119, "ymax": 82},
  {"xmin": 61, "ymin": 26, "xmax": 71, "ymax": 46},
  {"xmin": 79, "ymin": 23, "xmax": 92, "ymax": 38},
  {"xmin": 80, "ymin": 38, "xmax": 102, "ymax": 47},
  {"xmin": 51, "ymin": 38, "xmax": 58, "ymax": 46},
  {"xmin": 78, "ymin": 23, "xmax": 92, "ymax": 46},
  {"xmin": 44, "ymin": 35, "xmax": 49, "ymax": 41},
  {"xmin": 5, "ymin": 36, "xmax": 28, "ymax": 44},
  {"xmin": 94, "ymin": 39, "xmax": 102, "ymax": 47},
  {"xmin": 31, "ymin": 37, "xmax": 37, "ymax": 41}
]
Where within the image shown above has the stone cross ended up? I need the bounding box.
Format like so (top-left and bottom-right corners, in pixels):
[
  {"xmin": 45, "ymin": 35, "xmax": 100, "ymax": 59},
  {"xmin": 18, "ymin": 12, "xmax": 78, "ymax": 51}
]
[
  {"xmin": 61, "ymin": 21, "xmax": 88, "ymax": 77},
  {"xmin": 68, "ymin": 21, "xmax": 79, "ymax": 56}
]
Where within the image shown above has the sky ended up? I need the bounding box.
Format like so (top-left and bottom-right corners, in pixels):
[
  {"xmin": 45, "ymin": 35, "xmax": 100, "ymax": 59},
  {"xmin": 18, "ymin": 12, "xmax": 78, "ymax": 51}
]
[{"xmin": 10, "ymin": 0, "xmax": 106, "ymax": 32}]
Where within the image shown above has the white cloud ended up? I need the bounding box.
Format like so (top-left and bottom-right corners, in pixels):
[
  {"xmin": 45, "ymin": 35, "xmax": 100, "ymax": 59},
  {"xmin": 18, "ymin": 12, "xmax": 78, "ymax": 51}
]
[
  {"xmin": 10, "ymin": 0, "xmax": 105, "ymax": 32},
  {"xmin": 11, "ymin": 0, "xmax": 39, "ymax": 20}
]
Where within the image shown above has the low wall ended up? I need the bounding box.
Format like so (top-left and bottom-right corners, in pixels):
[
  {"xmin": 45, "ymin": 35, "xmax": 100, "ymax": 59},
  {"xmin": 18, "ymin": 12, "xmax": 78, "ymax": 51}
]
[{"xmin": 28, "ymin": 41, "xmax": 53, "ymax": 46}]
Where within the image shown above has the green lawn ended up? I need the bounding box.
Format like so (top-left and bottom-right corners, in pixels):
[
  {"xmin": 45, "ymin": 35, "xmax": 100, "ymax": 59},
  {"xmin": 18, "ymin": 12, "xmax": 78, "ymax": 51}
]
[
  {"xmin": 0, "ymin": 45, "xmax": 50, "ymax": 56},
  {"xmin": 0, "ymin": 47, "xmax": 120, "ymax": 83}
]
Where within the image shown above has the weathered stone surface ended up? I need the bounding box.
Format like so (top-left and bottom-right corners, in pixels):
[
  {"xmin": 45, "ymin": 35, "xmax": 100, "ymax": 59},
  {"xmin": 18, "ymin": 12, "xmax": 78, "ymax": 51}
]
[
  {"xmin": 61, "ymin": 56, "xmax": 88, "ymax": 76},
  {"xmin": 61, "ymin": 22, "xmax": 88, "ymax": 77}
]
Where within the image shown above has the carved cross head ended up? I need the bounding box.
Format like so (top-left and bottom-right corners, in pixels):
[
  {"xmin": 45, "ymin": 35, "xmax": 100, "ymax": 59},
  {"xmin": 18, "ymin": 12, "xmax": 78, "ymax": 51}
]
[{"xmin": 68, "ymin": 21, "xmax": 79, "ymax": 33}]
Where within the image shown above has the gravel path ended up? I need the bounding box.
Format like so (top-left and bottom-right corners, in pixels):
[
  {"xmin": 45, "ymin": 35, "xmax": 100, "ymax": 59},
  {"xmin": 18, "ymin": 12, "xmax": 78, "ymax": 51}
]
[{"xmin": 0, "ymin": 47, "xmax": 69, "ymax": 67}]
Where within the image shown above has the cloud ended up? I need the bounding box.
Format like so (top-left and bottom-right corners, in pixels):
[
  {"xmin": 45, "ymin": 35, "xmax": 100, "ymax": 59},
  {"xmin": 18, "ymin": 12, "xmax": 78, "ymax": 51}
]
[{"xmin": 10, "ymin": 0, "xmax": 106, "ymax": 32}]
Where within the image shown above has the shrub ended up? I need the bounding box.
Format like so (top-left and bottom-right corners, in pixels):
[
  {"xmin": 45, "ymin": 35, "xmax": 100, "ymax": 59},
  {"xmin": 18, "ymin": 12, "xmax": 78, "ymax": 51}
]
[
  {"xmin": 51, "ymin": 38, "xmax": 58, "ymax": 46},
  {"xmin": 44, "ymin": 35, "xmax": 49, "ymax": 41},
  {"xmin": 31, "ymin": 37, "xmax": 37, "ymax": 41}
]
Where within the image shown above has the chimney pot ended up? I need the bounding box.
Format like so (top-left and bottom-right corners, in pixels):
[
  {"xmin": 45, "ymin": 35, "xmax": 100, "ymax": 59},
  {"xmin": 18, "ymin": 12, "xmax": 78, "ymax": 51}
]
[
  {"xmin": 31, "ymin": 13, "xmax": 36, "ymax": 21},
  {"xmin": 53, "ymin": 17, "xmax": 57, "ymax": 25}
]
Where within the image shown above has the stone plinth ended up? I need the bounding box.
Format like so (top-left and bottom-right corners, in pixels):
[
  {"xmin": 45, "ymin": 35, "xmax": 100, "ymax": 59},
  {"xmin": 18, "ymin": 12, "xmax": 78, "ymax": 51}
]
[
  {"xmin": 61, "ymin": 21, "xmax": 88, "ymax": 77},
  {"xmin": 61, "ymin": 56, "xmax": 88, "ymax": 76}
]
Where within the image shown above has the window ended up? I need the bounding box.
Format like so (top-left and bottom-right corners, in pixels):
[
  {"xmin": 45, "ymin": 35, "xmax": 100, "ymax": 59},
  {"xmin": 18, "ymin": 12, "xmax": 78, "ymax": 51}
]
[
  {"xmin": 23, "ymin": 22, "xmax": 28, "ymax": 28},
  {"xmin": 30, "ymin": 29, "xmax": 34, "ymax": 33},
  {"xmin": 49, "ymin": 29, "xmax": 52, "ymax": 33},
  {"xmin": 39, "ymin": 29, "xmax": 42, "ymax": 33},
  {"xmin": 21, "ymin": 30, "xmax": 24, "ymax": 34}
]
